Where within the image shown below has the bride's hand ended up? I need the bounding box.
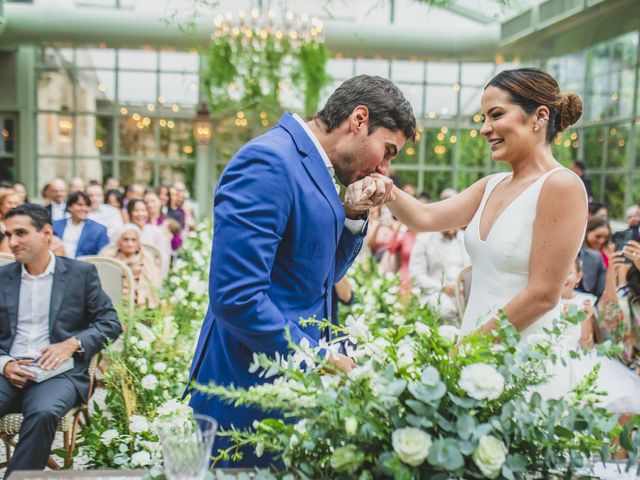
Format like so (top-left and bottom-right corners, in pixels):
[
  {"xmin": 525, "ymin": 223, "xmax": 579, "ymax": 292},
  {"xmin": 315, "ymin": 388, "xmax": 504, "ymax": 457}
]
[{"xmin": 344, "ymin": 175, "xmax": 396, "ymax": 213}]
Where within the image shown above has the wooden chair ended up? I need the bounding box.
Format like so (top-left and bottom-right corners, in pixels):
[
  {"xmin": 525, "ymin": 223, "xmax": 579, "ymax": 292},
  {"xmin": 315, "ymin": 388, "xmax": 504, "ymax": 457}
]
[
  {"xmin": 0, "ymin": 354, "xmax": 99, "ymax": 469},
  {"xmin": 455, "ymin": 265, "xmax": 473, "ymax": 317},
  {"xmin": 0, "ymin": 252, "xmax": 15, "ymax": 267}
]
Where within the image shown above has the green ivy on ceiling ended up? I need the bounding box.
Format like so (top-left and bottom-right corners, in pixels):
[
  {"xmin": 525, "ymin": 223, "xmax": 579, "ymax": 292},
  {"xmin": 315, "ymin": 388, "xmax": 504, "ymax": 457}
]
[{"xmin": 201, "ymin": 31, "xmax": 331, "ymax": 126}]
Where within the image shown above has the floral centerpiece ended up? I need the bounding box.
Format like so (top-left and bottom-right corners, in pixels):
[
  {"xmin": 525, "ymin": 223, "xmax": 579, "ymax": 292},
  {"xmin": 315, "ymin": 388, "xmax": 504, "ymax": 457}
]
[{"xmin": 200, "ymin": 267, "xmax": 639, "ymax": 479}]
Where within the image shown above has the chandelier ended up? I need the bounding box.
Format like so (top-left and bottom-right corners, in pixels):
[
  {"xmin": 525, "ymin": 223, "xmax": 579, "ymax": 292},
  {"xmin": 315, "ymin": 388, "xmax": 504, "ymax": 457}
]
[{"xmin": 212, "ymin": 7, "xmax": 324, "ymax": 46}]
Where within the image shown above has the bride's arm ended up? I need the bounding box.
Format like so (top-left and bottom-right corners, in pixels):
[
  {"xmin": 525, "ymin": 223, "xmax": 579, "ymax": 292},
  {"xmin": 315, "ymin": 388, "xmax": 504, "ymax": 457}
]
[
  {"xmin": 481, "ymin": 171, "xmax": 588, "ymax": 333},
  {"xmin": 386, "ymin": 176, "xmax": 492, "ymax": 232}
]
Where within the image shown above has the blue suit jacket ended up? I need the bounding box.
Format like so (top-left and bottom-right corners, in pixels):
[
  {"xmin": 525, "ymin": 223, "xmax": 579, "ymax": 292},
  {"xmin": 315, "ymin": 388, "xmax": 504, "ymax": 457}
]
[
  {"xmin": 53, "ymin": 218, "xmax": 109, "ymax": 258},
  {"xmin": 188, "ymin": 113, "xmax": 364, "ymax": 466}
]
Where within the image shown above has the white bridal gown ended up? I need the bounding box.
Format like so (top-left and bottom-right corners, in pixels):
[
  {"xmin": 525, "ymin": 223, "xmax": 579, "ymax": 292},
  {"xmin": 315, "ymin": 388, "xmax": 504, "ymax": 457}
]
[{"xmin": 461, "ymin": 168, "xmax": 640, "ymax": 412}]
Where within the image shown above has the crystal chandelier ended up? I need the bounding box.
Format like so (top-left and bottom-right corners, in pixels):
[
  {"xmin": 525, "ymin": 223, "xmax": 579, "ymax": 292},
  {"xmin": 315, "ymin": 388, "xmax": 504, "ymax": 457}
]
[{"xmin": 212, "ymin": 6, "xmax": 324, "ymax": 46}]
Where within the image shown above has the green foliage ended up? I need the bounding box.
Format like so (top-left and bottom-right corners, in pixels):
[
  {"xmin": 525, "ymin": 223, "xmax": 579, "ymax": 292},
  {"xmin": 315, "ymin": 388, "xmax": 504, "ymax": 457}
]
[
  {"xmin": 76, "ymin": 223, "xmax": 214, "ymax": 472},
  {"xmin": 200, "ymin": 265, "xmax": 637, "ymax": 479},
  {"xmin": 202, "ymin": 30, "xmax": 331, "ymax": 122}
]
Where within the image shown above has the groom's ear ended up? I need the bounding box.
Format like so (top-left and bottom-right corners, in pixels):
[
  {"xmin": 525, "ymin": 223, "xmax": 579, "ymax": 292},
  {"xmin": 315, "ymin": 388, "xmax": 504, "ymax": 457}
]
[{"xmin": 349, "ymin": 106, "xmax": 370, "ymax": 134}]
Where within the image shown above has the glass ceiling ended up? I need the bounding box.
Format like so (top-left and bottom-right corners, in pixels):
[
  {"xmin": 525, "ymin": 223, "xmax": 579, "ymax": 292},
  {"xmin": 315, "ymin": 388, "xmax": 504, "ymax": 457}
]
[{"xmin": 21, "ymin": 0, "xmax": 541, "ymax": 26}]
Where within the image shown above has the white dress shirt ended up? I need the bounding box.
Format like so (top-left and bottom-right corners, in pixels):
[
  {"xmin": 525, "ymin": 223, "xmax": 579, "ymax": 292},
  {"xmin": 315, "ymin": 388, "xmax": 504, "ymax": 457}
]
[
  {"xmin": 62, "ymin": 220, "xmax": 84, "ymax": 258},
  {"xmin": 50, "ymin": 202, "xmax": 68, "ymax": 222},
  {"xmin": 0, "ymin": 252, "xmax": 56, "ymax": 375},
  {"xmin": 292, "ymin": 113, "xmax": 366, "ymax": 235},
  {"xmin": 89, "ymin": 204, "xmax": 123, "ymax": 239}
]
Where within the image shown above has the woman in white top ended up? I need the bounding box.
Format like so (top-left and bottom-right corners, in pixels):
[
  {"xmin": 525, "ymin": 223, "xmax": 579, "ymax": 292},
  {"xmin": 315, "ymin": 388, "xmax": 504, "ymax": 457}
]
[
  {"xmin": 127, "ymin": 199, "xmax": 171, "ymax": 279},
  {"xmin": 347, "ymin": 68, "xmax": 589, "ymax": 400}
]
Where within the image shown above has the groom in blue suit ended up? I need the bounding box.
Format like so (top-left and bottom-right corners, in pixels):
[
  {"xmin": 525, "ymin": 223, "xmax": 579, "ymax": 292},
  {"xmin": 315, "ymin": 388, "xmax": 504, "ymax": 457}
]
[{"xmin": 187, "ymin": 75, "xmax": 416, "ymax": 467}]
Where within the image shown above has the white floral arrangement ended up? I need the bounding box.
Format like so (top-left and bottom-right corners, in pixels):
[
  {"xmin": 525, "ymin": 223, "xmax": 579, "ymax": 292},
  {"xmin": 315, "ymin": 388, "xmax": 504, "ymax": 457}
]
[
  {"xmin": 75, "ymin": 221, "xmax": 212, "ymax": 472},
  {"xmin": 199, "ymin": 265, "xmax": 638, "ymax": 479}
]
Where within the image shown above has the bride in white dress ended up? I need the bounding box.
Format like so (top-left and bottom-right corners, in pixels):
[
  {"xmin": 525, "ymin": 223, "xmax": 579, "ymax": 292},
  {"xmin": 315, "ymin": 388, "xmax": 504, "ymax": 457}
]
[{"xmin": 346, "ymin": 67, "xmax": 622, "ymax": 403}]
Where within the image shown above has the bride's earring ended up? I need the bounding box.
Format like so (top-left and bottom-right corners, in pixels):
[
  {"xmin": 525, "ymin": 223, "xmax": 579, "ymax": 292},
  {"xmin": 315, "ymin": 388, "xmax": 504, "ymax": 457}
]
[{"xmin": 534, "ymin": 117, "xmax": 547, "ymax": 132}]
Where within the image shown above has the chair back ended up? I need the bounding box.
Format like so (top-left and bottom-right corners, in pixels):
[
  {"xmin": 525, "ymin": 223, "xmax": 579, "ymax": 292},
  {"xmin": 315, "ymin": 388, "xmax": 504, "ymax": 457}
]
[
  {"xmin": 0, "ymin": 252, "xmax": 15, "ymax": 267},
  {"xmin": 78, "ymin": 256, "xmax": 135, "ymax": 314},
  {"xmin": 455, "ymin": 265, "xmax": 473, "ymax": 316},
  {"xmin": 142, "ymin": 243, "xmax": 162, "ymax": 270}
]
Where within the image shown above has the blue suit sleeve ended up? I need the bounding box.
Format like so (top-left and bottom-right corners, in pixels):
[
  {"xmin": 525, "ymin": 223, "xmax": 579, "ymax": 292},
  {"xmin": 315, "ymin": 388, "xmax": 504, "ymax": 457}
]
[
  {"xmin": 95, "ymin": 224, "xmax": 109, "ymax": 253},
  {"xmin": 210, "ymin": 148, "xmax": 319, "ymax": 355}
]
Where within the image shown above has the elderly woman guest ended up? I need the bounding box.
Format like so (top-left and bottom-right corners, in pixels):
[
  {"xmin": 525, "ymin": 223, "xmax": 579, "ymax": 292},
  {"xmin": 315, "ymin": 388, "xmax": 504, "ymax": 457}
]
[
  {"xmin": 127, "ymin": 199, "xmax": 171, "ymax": 278},
  {"xmin": 52, "ymin": 191, "xmax": 109, "ymax": 258},
  {"xmin": 100, "ymin": 224, "xmax": 162, "ymax": 308}
]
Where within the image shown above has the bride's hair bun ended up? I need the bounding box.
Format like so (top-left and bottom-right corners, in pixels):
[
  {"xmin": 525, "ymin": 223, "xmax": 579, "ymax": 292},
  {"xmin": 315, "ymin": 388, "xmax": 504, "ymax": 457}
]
[{"xmin": 557, "ymin": 92, "xmax": 583, "ymax": 132}]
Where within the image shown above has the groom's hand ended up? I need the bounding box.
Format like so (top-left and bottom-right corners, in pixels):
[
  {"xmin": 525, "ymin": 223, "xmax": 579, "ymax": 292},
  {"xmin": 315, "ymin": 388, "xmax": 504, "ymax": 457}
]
[{"xmin": 327, "ymin": 352, "xmax": 355, "ymax": 373}]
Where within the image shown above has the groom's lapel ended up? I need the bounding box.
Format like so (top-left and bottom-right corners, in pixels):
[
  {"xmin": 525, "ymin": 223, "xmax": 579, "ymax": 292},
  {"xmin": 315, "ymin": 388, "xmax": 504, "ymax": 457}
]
[{"xmin": 278, "ymin": 113, "xmax": 344, "ymax": 244}]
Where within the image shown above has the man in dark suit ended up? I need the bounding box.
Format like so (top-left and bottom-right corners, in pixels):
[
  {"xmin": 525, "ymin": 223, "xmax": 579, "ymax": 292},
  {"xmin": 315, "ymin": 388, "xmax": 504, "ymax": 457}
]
[
  {"xmin": 43, "ymin": 178, "xmax": 68, "ymax": 222},
  {"xmin": 0, "ymin": 203, "xmax": 121, "ymax": 476}
]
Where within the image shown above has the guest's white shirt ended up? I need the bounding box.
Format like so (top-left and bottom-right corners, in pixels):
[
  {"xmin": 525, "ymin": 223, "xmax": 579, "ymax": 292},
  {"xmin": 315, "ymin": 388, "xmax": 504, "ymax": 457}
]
[
  {"xmin": 62, "ymin": 220, "xmax": 84, "ymax": 258},
  {"xmin": 51, "ymin": 202, "xmax": 68, "ymax": 222},
  {"xmin": 89, "ymin": 204, "xmax": 123, "ymax": 239},
  {"xmin": 292, "ymin": 113, "xmax": 366, "ymax": 235},
  {"xmin": 0, "ymin": 252, "xmax": 56, "ymax": 375},
  {"xmin": 409, "ymin": 231, "xmax": 468, "ymax": 294}
]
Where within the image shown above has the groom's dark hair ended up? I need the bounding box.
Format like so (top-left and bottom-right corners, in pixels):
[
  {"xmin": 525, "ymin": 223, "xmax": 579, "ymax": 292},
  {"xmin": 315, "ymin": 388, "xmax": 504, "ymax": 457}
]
[{"xmin": 315, "ymin": 75, "xmax": 417, "ymax": 142}]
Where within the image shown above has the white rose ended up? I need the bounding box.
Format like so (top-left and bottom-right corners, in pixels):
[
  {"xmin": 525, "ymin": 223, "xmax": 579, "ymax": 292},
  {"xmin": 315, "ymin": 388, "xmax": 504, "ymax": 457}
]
[
  {"xmin": 153, "ymin": 362, "xmax": 167, "ymax": 373},
  {"xmin": 415, "ymin": 322, "xmax": 431, "ymax": 336},
  {"xmin": 458, "ymin": 363, "xmax": 504, "ymax": 400},
  {"xmin": 392, "ymin": 428, "xmax": 432, "ymax": 467},
  {"xmin": 129, "ymin": 415, "xmax": 150, "ymax": 433},
  {"xmin": 131, "ymin": 450, "xmax": 152, "ymax": 467},
  {"xmin": 344, "ymin": 417, "xmax": 358, "ymax": 436},
  {"xmin": 141, "ymin": 374, "xmax": 158, "ymax": 391},
  {"xmin": 472, "ymin": 435, "xmax": 507, "ymax": 479},
  {"xmin": 438, "ymin": 325, "xmax": 460, "ymax": 345},
  {"xmin": 100, "ymin": 429, "xmax": 119, "ymax": 444}
]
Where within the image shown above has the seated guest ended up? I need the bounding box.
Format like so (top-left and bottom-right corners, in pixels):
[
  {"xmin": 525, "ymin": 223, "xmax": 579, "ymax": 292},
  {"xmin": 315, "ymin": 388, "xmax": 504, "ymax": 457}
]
[
  {"xmin": 52, "ymin": 192, "xmax": 109, "ymax": 258},
  {"xmin": 45, "ymin": 178, "xmax": 69, "ymax": 222},
  {"xmin": 100, "ymin": 224, "xmax": 161, "ymax": 308},
  {"xmin": 156, "ymin": 185, "xmax": 170, "ymax": 215},
  {"xmin": 0, "ymin": 190, "xmax": 20, "ymax": 253},
  {"xmin": 409, "ymin": 228, "xmax": 468, "ymax": 322},
  {"xmin": 144, "ymin": 191, "xmax": 166, "ymax": 226},
  {"xmin": 612, "ymin": 205, "xmax": 640, "ymax": 246},
  {"xmin": 105, "ymin": 189, "xmax": 127, "ymax": 224},
  {"xmin": 588, "ymin": 201, "xmax": 608, "ymax": 220},
  {"xmin": 0, "ymin": 204, "xmax": 121, "ymax": 476},
  {"xmin": 584, "ymin": 216, "xmax": 612, "ymax": 268},
  {"xmin": 87, "ymin": 184, "xmax": 123, "ymax": 239},
  {"xmin": 68, "ymin": 177, "xmax": 85, "ymax": 193},
  {"xmin": 12, "ymin": 183, "xmax": 28, "ymax": 204},
  {"xmin": 104, "ymin": 177, "xmax": 120, "ymax": 193},
  {"xmin": 128, "ymin": 199, "xmax": 171, "ymax": 279},
  {"xmin": 578, "ymin": 218, "xmax": 609, "ymax": 300}
]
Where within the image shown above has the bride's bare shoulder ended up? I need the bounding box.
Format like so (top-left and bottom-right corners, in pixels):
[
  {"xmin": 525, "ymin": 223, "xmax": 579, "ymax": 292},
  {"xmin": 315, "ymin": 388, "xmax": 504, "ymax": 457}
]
[{"xmin": 541, "ymin": 169, "xmax": 587, "ymax": 200}]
